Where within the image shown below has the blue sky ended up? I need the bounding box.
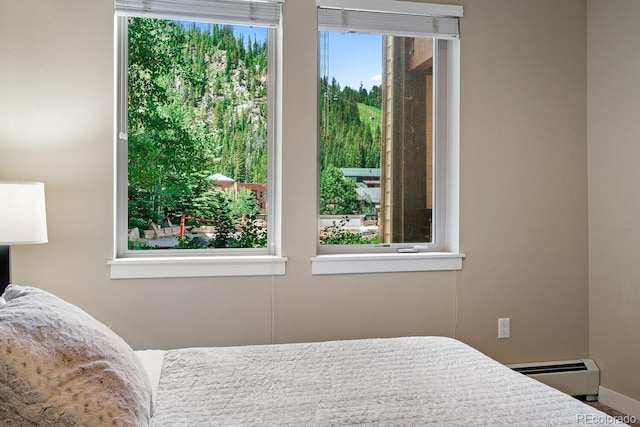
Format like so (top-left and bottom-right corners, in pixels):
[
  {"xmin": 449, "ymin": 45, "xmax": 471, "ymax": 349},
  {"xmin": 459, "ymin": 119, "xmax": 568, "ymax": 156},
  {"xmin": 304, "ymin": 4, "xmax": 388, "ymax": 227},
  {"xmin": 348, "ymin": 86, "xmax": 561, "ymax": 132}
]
[{"xmin": 321, "ymin": 32, "xmax": 383, "ymax": 91}]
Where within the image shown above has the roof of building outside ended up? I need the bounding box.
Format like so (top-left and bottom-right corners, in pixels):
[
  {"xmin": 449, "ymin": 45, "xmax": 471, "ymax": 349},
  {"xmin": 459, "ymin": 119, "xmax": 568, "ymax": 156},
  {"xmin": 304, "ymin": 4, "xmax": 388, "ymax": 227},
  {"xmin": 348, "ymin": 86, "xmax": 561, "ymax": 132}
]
[
  {"xmin": 356, "ymin": 187, "xmax": 380, "ymax": 204},
  {"xmin": 207, "ymin": 173, "xmax": 235, "ymax": 183},
  {"xmin": 340, "ymin": 168, "xmax": 381, "ymax": 179}
]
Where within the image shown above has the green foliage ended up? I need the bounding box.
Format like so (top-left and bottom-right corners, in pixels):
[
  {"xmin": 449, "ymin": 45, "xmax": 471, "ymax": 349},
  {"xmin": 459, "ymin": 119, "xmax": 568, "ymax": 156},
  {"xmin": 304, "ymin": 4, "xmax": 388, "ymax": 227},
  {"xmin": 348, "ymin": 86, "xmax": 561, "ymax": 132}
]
[
  {"xmin": 227, "ymin": 187, "xmax": 260, "ymax": 218},
  {"xmin": 319, "ymin": 165, "xmax": 359, "ymax": 215},
  {"xmin": 128, "ymin": 239, "xmax": 159, "ymax": 250},
  {"xmin": 126, "ymin": 18, "xmax": 269, "ymax": 235},
  {"xmin": 177, "ymin": 235, "xmax": 208, "ymax": 249},
  {"xmin": 191, "ymin": 188, "xmax": 231, "ymax": 224},
  {"xmin": 188, "ymin": 187, "xmax": 266, "ymax": 248},
  {"xmin": 129, "ymin": 185, "xmax": 266, "ymax": 250},
  {"xmin": 227, "ymin": 215, "xmax": 267, "ymax": 248},
  {"xmin": 357, "ymin": 103, "xmax": 381, "ymax": 137},
  {"xmin": 319, "ymin": 217, "xmax": 377, "ymax": 245},
  {"xmin": 189, "ymin": 188, "xmax": 235, "ymax": 247},
  {"xmin": 319, "ymin": 77, "xmax": 382, "ymax": 170},
  {"xmin": 129, "ymin": 217, "xmax": 150, "ymax": 230}
]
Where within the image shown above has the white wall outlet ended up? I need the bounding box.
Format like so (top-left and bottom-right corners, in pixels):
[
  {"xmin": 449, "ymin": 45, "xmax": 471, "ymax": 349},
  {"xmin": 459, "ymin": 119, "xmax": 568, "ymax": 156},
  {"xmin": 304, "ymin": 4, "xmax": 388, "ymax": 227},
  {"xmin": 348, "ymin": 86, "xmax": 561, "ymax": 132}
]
[{"xmin": 498, "ymin": 318, "xmax": 510, "ymax": 339}]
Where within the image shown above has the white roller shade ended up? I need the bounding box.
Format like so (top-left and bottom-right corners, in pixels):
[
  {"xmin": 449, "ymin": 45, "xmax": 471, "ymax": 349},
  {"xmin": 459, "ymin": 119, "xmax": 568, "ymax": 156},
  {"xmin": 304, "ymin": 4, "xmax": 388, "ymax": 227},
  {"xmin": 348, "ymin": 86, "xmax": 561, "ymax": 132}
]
[
  {"xmin": 115, "ymin": 0, "xmax": 284, "ymax": 28},
  {"xmin": 317, "ymin": 0, "xmax": 462, "ymax": 39}
]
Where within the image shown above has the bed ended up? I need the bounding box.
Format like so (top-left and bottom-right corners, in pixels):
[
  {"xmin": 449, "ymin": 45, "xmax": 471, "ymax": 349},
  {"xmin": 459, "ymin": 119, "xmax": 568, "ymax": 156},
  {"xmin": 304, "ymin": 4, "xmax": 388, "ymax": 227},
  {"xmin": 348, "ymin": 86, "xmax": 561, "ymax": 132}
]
[{"xmin": 0, "ymin": 285, "xmax": 628, "ymax": 426}]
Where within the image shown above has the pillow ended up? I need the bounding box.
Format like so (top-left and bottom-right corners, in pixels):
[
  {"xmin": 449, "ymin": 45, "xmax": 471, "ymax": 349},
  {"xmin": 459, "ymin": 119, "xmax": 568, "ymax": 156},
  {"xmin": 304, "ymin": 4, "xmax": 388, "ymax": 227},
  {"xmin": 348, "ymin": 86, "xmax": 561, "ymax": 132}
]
[{"xmin": 0, "ymin": 285, "xmax": 151, "ymax": 426}]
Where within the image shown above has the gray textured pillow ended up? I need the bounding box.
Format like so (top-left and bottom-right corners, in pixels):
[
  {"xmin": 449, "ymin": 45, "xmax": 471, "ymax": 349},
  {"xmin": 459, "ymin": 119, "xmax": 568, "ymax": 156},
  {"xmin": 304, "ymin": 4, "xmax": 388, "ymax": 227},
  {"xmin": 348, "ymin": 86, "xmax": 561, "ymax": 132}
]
[{"xmin": 0, "ymin": 285, "xmax": 151, "ymax": 426}]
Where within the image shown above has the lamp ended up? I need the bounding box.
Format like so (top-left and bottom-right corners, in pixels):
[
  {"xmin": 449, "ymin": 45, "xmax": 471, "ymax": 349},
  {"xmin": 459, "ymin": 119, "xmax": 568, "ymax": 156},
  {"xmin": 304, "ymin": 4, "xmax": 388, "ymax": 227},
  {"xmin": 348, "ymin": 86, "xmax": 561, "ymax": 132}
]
[{"xmin": 0, "ymin": 181, "xmax": 48, "ymax": 293}]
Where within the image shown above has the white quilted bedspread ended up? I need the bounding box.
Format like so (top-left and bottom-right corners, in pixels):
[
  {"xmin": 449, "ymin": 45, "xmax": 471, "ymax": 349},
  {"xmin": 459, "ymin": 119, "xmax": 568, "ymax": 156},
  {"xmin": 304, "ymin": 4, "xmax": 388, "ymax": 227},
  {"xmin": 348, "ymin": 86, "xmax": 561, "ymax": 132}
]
[{"xmin": 150, "ymin": 336, "xmax": 624, "ymax": 426}]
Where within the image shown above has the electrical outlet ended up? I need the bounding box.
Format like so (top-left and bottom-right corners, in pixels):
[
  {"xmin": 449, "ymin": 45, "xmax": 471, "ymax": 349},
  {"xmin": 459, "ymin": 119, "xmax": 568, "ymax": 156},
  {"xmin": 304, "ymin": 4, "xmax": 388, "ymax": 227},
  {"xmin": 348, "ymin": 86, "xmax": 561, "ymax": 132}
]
[{"xmin": 498, "ymin": 318, "xmax": 510, "ymax": 339}]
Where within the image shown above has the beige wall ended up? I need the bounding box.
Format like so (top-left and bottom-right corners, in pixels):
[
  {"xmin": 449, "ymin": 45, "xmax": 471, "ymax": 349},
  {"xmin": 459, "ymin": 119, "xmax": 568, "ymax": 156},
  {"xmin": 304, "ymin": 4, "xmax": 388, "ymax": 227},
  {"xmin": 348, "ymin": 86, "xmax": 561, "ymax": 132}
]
[
  {"xmin": 1, "ymin": 0, "xmax": 588, "ymax": 366},
  {"xmin": 588, "ymin": 0, "xmax": 640, "ymax": 402}
]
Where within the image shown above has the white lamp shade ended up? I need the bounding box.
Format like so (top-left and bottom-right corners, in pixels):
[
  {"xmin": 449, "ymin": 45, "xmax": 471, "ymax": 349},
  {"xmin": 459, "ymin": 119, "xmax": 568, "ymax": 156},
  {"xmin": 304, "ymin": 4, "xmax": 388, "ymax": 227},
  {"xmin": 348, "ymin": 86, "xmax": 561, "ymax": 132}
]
[{"xmin": 0, "ymin": 181, "xmax": 48, "ymax": 245}]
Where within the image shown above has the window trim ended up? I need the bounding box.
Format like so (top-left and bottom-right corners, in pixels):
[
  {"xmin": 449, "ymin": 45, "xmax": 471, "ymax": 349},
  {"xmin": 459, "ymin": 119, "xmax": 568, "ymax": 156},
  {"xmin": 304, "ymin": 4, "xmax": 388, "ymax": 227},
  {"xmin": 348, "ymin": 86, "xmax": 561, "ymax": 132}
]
[
  {"xmin": 112, "ymin": 5, "xmax": 284, "ymax": 278},
  {"xmin": 109, "ymin": 255, "xmax": 286, "ymax": 279},
  {"xmin": 311, "ymin": 252, "xmax": 463, "ymax": 275},
  {"xmin": 314, "ymin": 2, "xmax": 463, "ymax": 270}
]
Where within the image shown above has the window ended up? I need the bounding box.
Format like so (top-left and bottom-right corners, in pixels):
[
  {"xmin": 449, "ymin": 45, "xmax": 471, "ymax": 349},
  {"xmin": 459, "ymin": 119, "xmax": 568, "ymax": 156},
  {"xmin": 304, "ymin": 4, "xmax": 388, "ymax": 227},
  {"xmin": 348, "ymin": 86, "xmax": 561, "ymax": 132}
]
[
  {"xmin": 112, "ymin": 0, "xmax": 285, "ymax": 278},
  {"xmin": 313, "ymin": 0, "xmax": 463, "ymax": 273}
]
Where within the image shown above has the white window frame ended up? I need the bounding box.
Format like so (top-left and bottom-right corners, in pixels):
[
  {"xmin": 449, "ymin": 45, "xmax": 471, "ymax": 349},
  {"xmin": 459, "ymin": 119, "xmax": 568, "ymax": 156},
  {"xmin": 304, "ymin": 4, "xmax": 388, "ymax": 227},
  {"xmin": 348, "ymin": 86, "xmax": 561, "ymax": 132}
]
[
  {"xmin": 312, "ymin": 0, "xmax": 463, "ymax": 274},
  {"xmin": 110, "ymin": 0, "xmax": 286, "ymax": 279}
]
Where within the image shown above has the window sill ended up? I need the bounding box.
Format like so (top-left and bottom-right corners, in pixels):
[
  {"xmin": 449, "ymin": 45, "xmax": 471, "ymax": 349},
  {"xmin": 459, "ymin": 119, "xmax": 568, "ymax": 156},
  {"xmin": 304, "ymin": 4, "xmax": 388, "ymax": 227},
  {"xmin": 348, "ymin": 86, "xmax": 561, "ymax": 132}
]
[
  {"xmin": 310, "ymin": 252, "xmax": 464, "ymax": 275},
  {"xmin": 109, "ymin": 255, "xmax": 287, "ymax": 279}
]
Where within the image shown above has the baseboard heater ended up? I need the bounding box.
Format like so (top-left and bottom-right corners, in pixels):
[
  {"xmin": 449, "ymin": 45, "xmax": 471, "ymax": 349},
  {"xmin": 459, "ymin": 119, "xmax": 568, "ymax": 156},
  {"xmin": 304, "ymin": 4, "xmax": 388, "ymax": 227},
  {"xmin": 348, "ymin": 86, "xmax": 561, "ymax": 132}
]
[{"xmin": 507, "ymin": 359, "xmax": 600, "ymax": 401}]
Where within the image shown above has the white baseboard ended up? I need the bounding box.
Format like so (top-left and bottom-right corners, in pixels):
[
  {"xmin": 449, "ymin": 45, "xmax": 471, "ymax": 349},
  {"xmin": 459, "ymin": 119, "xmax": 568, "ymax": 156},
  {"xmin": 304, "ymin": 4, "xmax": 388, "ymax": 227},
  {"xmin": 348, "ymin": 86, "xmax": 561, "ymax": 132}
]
[{"xmin": 598, "ymin": 386, "xmax": 640, "ymax": 420}]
